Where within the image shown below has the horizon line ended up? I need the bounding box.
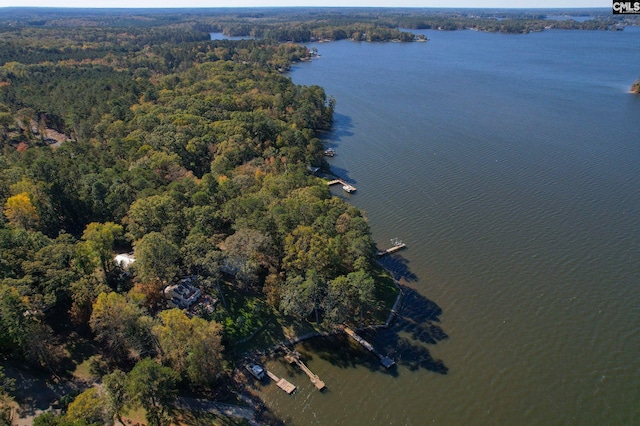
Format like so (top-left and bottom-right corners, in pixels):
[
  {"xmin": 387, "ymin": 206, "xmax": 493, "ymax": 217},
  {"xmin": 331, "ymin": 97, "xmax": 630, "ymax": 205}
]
[{"xmin": 0, "ymin": 5, "xmax": 613, "ymax": 10}]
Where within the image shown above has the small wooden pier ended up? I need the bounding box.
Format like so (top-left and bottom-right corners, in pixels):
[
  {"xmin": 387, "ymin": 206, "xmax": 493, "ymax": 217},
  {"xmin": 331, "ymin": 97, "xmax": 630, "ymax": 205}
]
[
  {"xmin": 284, "ymin": 350, "xmax": 326, "ymax": 390},
  {"xmin": 377, "ymin": 238, "xmax": 407, "ymax": 257},
  {"xmin": 265, "ymin": 369, "xmax": 297, "ymax": 394},
  {"xmin": 343, "ymin": 326, "xmax": 395, "ymax": 368},
  {"xmin": 327, "ymin": 179, "xmax": 357, "ymax": 193}
]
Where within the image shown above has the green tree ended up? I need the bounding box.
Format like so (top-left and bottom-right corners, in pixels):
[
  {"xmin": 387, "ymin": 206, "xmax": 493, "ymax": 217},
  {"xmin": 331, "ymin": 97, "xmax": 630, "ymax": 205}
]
[
  {"xmin": 323, "ymin": 275, "xmax": 353, "ymax": 326},
  {"xmin": 102, "ymin": 369, "xmax": 127, "ymax": 425},
  {"xmin": 69, "ymin": 275, "xmax": 110, "ymax": 329},
  {"xmin": 126, "ymin": 358, "xmax": 178, "ymax": 426},
  {"xmin": 279, "ymin": 274, "xmax": 307, "ymax": 319},
  {"xmin": 124, "ymin": 194, "xmax": 183, "ymax": 242},
  {"xmin": 180, "ymin": 233, "xmax": 223, "ymax": 278},
  {"xmin": 133, "ymin": 232, "xmax": 180, "ymax": 287},
  {"xmin": 282, "ymin": 225, "xmax": 335, "ymax": 277},
  {"xmin": 280, "ymin": 270, "xmax": 327, "ymax": 323},
  {"xmin": 322, "ymin": 270, "xmax": 375, "ymax": 327},
  {"xmin": 223, "ymin": 228, "xmax": 274, "ymax": 289},
  {"xmin": 80, "ymin": 222, "xmax": 124, "ymax": 276},
  {"xmin": 349, "ymin": 269, "xmax": 375, "ymax": 328}
]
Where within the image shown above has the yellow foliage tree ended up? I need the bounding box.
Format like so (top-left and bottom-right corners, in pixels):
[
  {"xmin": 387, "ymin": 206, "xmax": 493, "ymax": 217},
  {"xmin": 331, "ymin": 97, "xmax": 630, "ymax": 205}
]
[{"xmin": 3, "ymin": 192, "xmax": 38, "ymax": 230}]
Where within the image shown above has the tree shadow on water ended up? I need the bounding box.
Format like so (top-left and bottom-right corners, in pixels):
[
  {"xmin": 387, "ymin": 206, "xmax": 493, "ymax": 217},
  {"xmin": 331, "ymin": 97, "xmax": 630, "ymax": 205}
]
[
  {"xmin": 322, "ymin": 112, "xmax": 354, "ymax": 146},
  {"xmin": 298, "ymin": 335, "xmax": 396, "ymax": 375},
  {"xmin": 375, "ymin": 286, "xmax": 449, "ymax": 375},
  {"xmin": 297, "ymin": 285, "xmax": 449, "ymax": 376},
  {"xmin": 377, "ymin": 254, "xmax": 418, "ymax": 282}
]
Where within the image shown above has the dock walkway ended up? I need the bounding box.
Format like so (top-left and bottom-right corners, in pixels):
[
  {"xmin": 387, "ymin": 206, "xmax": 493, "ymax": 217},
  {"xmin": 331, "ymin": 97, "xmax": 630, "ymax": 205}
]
[
  {"xmin": 377, "ymin": 239, "xmax": 407, "ymax": 257},
  {"xmin": 265, "ymin": 369, "xmax": 297, "ymax": 394},
  {"xmin": 343, "ymin": 326, "xmax": 395, "ymax": 368},
  {"xmin": 284, "ymin": 350, "xmax": 326, "ymax": 390}
]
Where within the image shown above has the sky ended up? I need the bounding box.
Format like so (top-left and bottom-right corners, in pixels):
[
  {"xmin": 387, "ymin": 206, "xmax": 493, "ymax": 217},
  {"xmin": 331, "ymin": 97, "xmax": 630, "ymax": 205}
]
[{"xmin": 0, "ymin": 0, "xmax": 612, "ymax": 9}]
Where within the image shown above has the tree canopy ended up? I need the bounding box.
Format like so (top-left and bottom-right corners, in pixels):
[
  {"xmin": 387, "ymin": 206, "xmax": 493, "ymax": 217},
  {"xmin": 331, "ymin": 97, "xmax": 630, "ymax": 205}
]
[{"xmin": 0, "ymin": 9, "xmax": 401, "ymax": 422}]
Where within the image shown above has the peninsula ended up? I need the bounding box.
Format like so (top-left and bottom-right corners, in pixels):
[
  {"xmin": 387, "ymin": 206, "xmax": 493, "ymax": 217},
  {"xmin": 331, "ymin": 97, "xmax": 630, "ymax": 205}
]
[{"xmin": 0, "ymin": 8, "xmax": 405, "ymax": 425}]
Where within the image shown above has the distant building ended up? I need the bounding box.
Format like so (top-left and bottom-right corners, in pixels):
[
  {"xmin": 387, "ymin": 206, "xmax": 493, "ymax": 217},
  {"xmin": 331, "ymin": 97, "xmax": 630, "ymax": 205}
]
[
  {"xmin": 114, "ymin": 253, "xmax": 135, "ymax": 269},
  {"xmin": 164, "ymin": 276, "xmax": 202, "ymax": 309}
]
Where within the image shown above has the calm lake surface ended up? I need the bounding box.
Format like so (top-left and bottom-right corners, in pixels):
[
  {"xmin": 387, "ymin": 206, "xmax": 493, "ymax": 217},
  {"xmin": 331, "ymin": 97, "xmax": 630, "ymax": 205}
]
[{"xmin": 256, "ymin": 28, "xmax": 640, "ymax": 425}]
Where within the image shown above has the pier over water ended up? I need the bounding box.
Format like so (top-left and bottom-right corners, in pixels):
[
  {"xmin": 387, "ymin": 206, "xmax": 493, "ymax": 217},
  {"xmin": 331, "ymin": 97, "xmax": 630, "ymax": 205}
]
[
  {"xmin": 327, "ymin": 179, "xmax": 357, "ymax": 193},
  {"xmin": 343, "ymin": 326, "xmax": 395, "ymax": 368}
]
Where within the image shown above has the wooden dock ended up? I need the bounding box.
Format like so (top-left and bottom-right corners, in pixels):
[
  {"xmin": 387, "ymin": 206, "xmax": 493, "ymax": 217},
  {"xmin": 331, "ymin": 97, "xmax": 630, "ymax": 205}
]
[
  {"xmin": 377, "ymin": 239, "xmax": 407, "ymax": 257},
  {"xmin": 284, "ymin": 351, "xmax": 326, "ymax": 390},
  {"xmin": 266, "ymin": 369, "xmax": 297, "ymax": 394},
  {"xmin": 343, "ymin": 326, "xmax": 395, "ymax": 368},
  {"xmin": 326, "ymin": 179, "xmax": 357, "ymax": 193}
]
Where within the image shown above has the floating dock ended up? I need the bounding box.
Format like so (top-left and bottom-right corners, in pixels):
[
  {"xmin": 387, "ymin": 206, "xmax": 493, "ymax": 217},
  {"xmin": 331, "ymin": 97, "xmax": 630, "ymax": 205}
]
[
  {"xmin": 265, "ymin": 369, "xmax": 297, "ymax": 394},
  {"xmin": 326, "ymin": 179, "xmax": 357, "ymax": 193},
  {"xmin": 343, "ymin": 326, "xmax": 395, "ymax": 368},
  {"xmin": 284, "ymin": 350, "xmax": 326, "ymax": 390},
  {"xmin": 377, "ymin": 238, "xmax": 407, "ymax": 257}
]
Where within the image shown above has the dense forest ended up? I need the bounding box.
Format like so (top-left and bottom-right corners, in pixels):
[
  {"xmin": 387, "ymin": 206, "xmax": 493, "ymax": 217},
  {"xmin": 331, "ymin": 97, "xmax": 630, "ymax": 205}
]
[
  {"xmin": 0, "ymin": 7, "xmax": 636, "ymax": 425},
  {"xmin": 0, "ymin": 8, "xmax": 412, "ymax": 426}
]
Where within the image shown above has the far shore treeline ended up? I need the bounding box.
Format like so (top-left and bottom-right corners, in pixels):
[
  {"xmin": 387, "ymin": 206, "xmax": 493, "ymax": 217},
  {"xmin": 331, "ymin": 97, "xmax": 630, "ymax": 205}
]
[{"xmin": 0, "ymin": 7, "xmax": 637, "ymax": 425}]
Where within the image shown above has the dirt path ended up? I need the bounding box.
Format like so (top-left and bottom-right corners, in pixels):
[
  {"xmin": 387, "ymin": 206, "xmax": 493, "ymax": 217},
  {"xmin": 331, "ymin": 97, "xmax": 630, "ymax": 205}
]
[
  {"xmin": 174, "ymin": 396, "xmax": 255, "ymax": 421},
  {"xmin": 2, "ymin": 363, "xmax": 87, "ymax": 425}
]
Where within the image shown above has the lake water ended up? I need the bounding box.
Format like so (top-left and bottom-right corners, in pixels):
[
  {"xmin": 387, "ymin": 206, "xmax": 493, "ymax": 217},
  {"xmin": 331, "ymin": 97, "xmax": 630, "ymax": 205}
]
[{"xmin": 255, "ymin": 28, "xmax": 640, "ymax": 425}]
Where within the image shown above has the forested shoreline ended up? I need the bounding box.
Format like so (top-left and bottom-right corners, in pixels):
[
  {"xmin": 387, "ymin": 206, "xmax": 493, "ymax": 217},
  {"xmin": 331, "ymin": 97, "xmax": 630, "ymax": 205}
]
[{"xmin": 0, "ymin": 10, "xmax": 406, "ymax": 425}]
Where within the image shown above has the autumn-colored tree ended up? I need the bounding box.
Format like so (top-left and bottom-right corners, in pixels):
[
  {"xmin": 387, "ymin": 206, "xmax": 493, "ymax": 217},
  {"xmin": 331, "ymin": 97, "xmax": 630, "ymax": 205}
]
[
  {"xmin": 89, "ymin": 292, "xmax": 153, "ymax": 363},
  {"xmin": 65, "ymin": 387, "xmax": 112, "ymax": 425},
  {"xmin": 153, "ymin": 308, "xmax": 224, "ymax": 388},
  {"xmin": 4, "ymin": 192, "xmax": 38, "ymax": 230}
]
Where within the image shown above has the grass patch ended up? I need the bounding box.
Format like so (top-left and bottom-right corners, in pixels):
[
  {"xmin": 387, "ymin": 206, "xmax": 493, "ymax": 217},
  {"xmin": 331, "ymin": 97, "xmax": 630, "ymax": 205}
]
[
  {"xmin": 71, "ymin": 356, "xmax": 94, "ymax": 381},
  {"xmin": 215, "ymin": 281, "xmax": 271, "ymax": 342},
  {"xmin": 216, "ymin": 281, "xmax": 328, "ymax": 355},
  {"xmin": 122, "ymin": 406, "xmax": 147, "ymax": 425},
  {"xmin": 370, "ymin": 264, "xmax": 401, "ymax": 324},
  {"xmin": 61, "ymin": 333, "xmax": 100, "ymax": 380}
]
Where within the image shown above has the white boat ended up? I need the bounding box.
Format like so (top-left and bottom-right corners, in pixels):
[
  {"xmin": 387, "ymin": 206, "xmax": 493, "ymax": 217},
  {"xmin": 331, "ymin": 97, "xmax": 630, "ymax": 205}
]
[{"xmin": 246, "ymin": 363, "xmax": 265, "ymax": 380}]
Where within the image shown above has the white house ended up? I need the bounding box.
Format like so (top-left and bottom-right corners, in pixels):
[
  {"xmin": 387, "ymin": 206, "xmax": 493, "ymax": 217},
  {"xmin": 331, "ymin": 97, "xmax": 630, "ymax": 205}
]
[
  {"xmin": 114, "ymin": 253, "xmax": 135, "ymax": 269},
  {"xmin": 163, "ymin": 277, "xmax": 201, "ymax": 309}
]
